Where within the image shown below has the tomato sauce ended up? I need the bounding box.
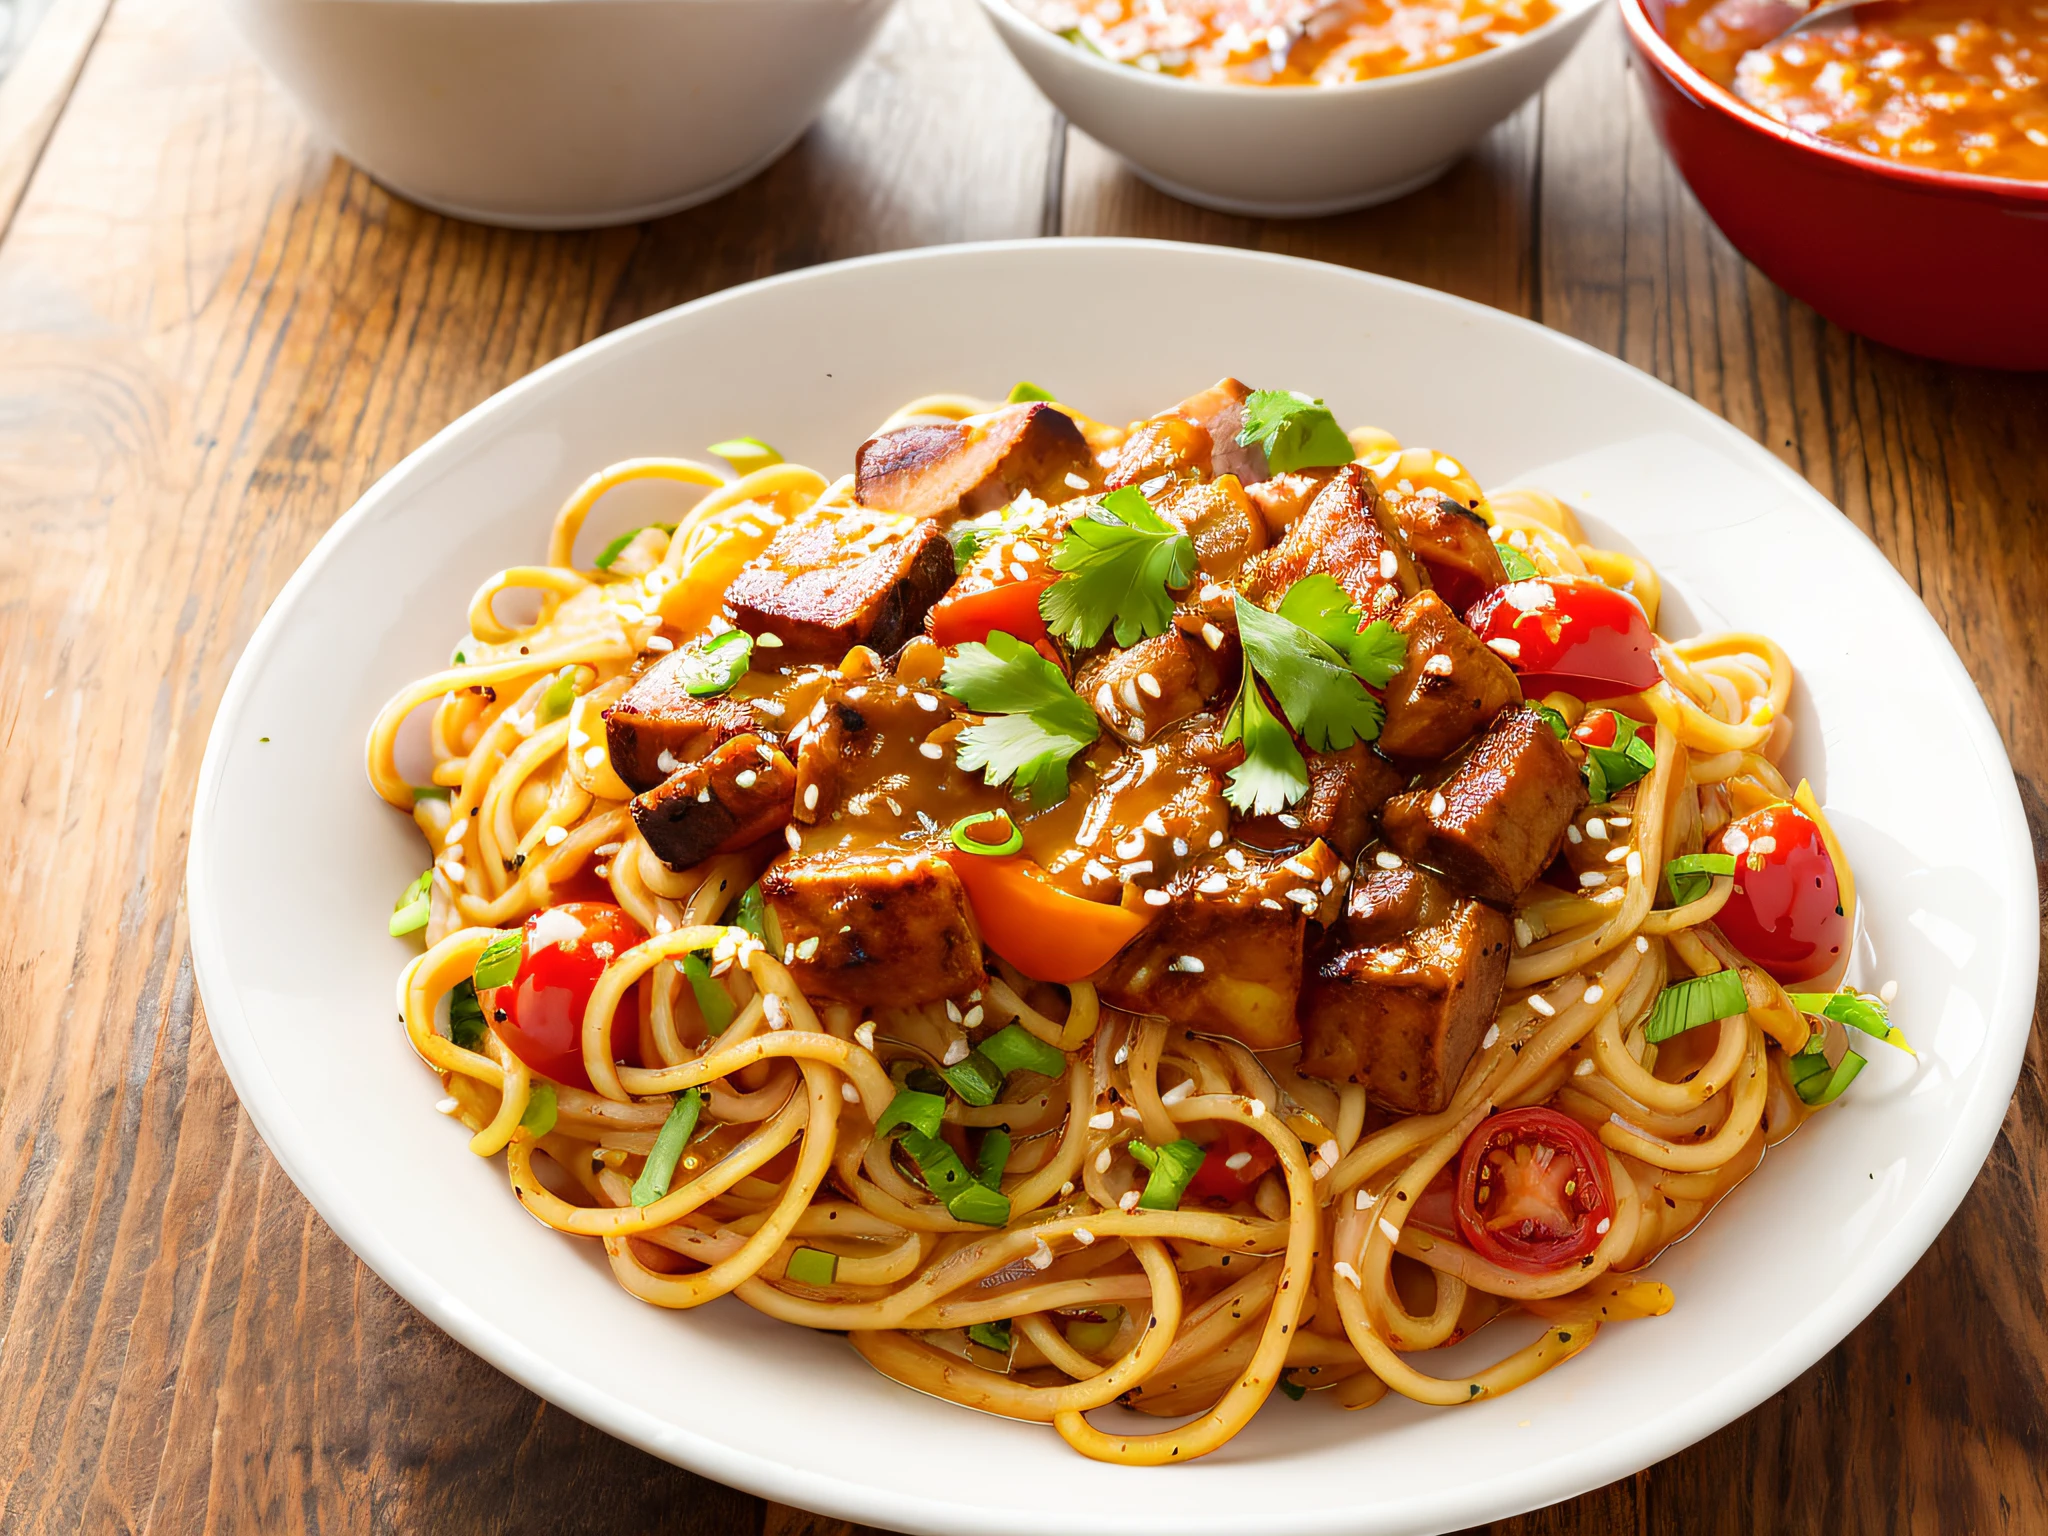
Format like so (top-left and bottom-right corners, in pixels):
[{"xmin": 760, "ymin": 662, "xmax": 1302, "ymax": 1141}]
[
  {"xmin": 1665, "ymin": 0, "xmax": 2048, "ymax": 180},
  {"xmin": 1014, "ymin": 0, "xmax": 1559, "ymax": 85}
]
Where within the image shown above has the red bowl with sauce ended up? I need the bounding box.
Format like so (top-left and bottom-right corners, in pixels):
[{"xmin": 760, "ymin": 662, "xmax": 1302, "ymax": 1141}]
[{"xmin": 1618, "ymin": 0, "xmax": 2048, "ymax": 369}]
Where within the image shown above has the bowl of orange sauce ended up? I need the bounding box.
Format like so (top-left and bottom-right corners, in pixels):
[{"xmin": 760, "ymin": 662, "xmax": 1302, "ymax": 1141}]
[
  {"xmin": 978, "ymin": 0, "xmax": 1602, "ymax": 214},
  {"xmin": 1621, "ymin": 0, "xmax": 2048, "ymax": 368}
]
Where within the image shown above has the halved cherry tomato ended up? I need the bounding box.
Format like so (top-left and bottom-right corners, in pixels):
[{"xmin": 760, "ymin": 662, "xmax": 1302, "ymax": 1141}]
[
  {"xmin": 1571, "ymin": 709, "xmax": 1622, "ymax": 749},
  {"xmin": 1465, "ymin": 577, "xmax": 1662, "ymax": 699},
  {"xmin": 1455, "ymin": 1106, "xmax": 1614, "ymax": 1274},
  {"xmin": 482, "ymin": 902, "xmax": 647, "ymax": 1090},
  {"xmin": 942, "ymin": 847, "xmax": 1152, "ymax": 983},
  {"xmin": 927, "ymin": 579, "xmax": 1054, "ymax": 649},
  {"xmin": 1185, "ymin": 1124, "xmax": 1277, "ymax": 1204},
  {"xmin": 1708, "ymin": 803, "xmax": 1846, "ymax": 984}
]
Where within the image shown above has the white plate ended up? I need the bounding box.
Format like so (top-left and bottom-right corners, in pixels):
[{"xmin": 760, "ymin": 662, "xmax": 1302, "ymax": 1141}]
[{"xmin": 189, "ymin": 240, "xmax": 2036, "ymax": 1536}]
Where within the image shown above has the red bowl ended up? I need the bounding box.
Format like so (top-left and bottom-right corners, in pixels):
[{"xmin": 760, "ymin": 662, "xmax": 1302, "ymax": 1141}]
[{"xmin": 1619, "ymin": 0, "xmax": 2048, "ymax": 369}]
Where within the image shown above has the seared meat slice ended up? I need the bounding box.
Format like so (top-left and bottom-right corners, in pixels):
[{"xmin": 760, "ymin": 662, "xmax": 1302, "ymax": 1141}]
[
  {"xmin": 1380, "ymin": 709, "xmax": 1587, "ymax": 903},
  {"xmin": 1175, "ymin": 378, "xmax": 1267, "ymax": 486},
  {"xmin": 1240, "ymin": 465, "xmax": 1423, "ymax": 622},
  {"xmin": 1390, "ymin": 491, "xmax": 1507, "ymax": 616},
  {"xmin": 761, "ymin": 848, "xmax": 986, "ymax": 1007},
  {"xmin": 1104, "ymin": 414, "xmax": 1210, "ymax": 491},
  {"xmin": 855, "ymin": 403, "xmax": 1094, "ymax": 521},
  {"xmin": 1298, "ymin": 863, "xmax": 1511, "ymax": 1114},
  {"xmin": 1098, "ymin": 840, "xmax": 1344, "ymax": 1050},
  {"xmin": 604, "ymin": 650, "xmax": 761, "ymax": 794},
  {"xmin": 1377, "ymin": 591, "xmax": 1522, "ymax": 763},
  {"xmin": 1160, "ymin": 476, "xmax": 1266, "ymax": 582},
  {"xmin": 724, "ymin": 508, "xmax": 954, "ymax": 665},
  {"xmin": 631, "ymin": 734, "xmax": 795, "ymax": 870},
  {"xmin": 1245, "ymin": 469, "xmax": 1336, "ymax": 539},
  {"xmin": 1076, "ymin": 629, "xmax": 1231, "ymax": 747},
  {"xmin": 1235, "ymin": 742, "xmax": 1405, "ymax": 860},
  {"xmin": 786, "ymin": 665, "xmax": 957, "ymax": 828}
]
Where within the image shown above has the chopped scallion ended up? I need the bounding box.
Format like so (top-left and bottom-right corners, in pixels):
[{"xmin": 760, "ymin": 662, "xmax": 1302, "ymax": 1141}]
[
  {"xmin": 949, "ymin": 811, "xmax": 1024, "ymax": 858},
  {"xmin": 519, "ymin": 1082, "xmax": 558, "ymax": 1140},
  {"xmin": 873, "ymin": 1088, "xmax": 946, "ymax": 1142},
  {"xmin": 389, "ymin": 869, "xmax": 432, "ymax": 937},
  {"xmin": 681, "ymin": 952, "xmax": 734, "ymax": 1035},
  {"xmin": 447, "ymin": 978, "xmax": 487, "ymax": 1050},
  {"xmin": 1785, "ymin": 989, "xmax": 1912, "ymax": 1106},
  {"xmin": 1006, "ymin": 381, "xmax": 1056, "ymax": 403},
  {"xmin": 1496, "ymin": 544, "xmax": 1540, "ymax": 581},
  {"xmin": 899, "ymin": 1130, "xmax": 1012, "ymax": 1225},
  {"xmin": 975, "ymin": 1128, "xmax": 1013, "ymax": 1191},
  {"xmin": 1276, "ymin": 1373, "xmax": 1308, "ymax": 1401},
  {"xmin": 967, "ymin": 1319, "xmax": 1014, "ymax": 1354},
  {"xmin": 785, "ymin": 1247, "xmax": 839, "ymax": 1286},
  {"xmin": 731, "ymin": 883, "xmax": 767, "ymax": 943},
  {"xmin": 709, "ymin": 437, "xmax": 783, "ymax": 476},
  {"xmin": 631, "ymin": 1088, "xmax": 705, "ymax": 1206},
  {"xmin": 1642, "ymin": 968, "xmax": 1749, "ymax": 1043},
  {"xmin": 1664, "ymin": 852, "xmax": 1736, "ymax": 907},
  {"xmin": 1064, "ymin": 1308, "xmax": 1123, "ymax": 1355},
  {"xmin": 473, "ymin": 931, "xmax": 524, "ymax": 992},
  {"xmin": 410, "ymin": 784, "xmax": 451, "ymax": 802},
  {"xmin": 1531, "ymin": 704, "xmax": 1571, "ymax": 740},
  {"xmin": 978, "ymin": 1023, "xmax": 1067, "ymax": 1081},
  {"xmin": 538, "ymin": 673, "xmax": 576, "ymax": 723},
  {"xmin": 676, "ymin": 629, "xmax": 753, "ymax": 698},
  {"xmin": 1125, "ymin": 1137, "xmax": 1208, "ymax": 1211},
  {"xmin": 938, "ymin": 1049, "xmax": 1004, "ymax": 1108}
]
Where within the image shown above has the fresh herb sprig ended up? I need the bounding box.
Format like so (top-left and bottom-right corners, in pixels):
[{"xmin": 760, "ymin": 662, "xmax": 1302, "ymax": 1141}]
[
  {"xmin": 943, "ymin": 632, "xmax": 1101, "ymax": 805},
  {"xmin": 1235, "ymin": 390, "xmax": 1357, "ymax": 474},
  {"xmin": 1039, "ymin": 487, "xmax": 1196, "ymax": 649}
]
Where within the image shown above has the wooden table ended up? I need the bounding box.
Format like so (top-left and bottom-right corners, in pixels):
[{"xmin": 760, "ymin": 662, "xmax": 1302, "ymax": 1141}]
[{"xmin": 1, "ymin": 0, "xmax": 2042, "ymax": 1525}]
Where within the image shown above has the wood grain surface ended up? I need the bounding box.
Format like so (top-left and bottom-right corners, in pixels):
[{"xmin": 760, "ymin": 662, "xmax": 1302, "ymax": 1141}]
[{"xmin": 0, "ymin": 0, "xmax": 2041, "ymax": 1526}]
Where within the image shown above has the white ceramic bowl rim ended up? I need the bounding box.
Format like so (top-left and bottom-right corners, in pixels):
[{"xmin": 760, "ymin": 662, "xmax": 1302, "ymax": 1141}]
[
  {"xmin": 188, "ymin": 239, "xmax": 2036, "ymax": 1536},
  {"xmin": 981, "ymin": 0, "xmax": 1602, "ymax": 98}
]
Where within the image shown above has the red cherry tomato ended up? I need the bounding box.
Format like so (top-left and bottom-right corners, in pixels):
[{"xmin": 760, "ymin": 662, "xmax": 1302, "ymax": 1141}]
[
  {"xmin": 1185, "ymin": 1124, "xmax": 1278, "ymax": 1204},
  {"xmin": 1455, "ymin": 1107, "xmax": 1614, "ymax": 1274},
  {"xmin": 482, "ymin": 902, "xmax": 647, "ymax": 1090},
  {"xmin": 1708, "ymin": 804, "xmax": 1847, "ymax": 984},
  {"xmin": 927, "ymin": 579, "xmax": 1054, "ymax": 649},
  {"xmin": 1571, "ymin": 709, "xmax": 1621, "ymax": 749},
  {"xmin": 1465, "ymin": 578, "xmax": 1662, "ymax": 699}
]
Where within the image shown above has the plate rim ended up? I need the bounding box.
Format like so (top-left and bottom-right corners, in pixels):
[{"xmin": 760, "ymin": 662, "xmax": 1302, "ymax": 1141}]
[{"xmin": 187, "ymin": 237, "xmax": 2039, "ymax": 1536}]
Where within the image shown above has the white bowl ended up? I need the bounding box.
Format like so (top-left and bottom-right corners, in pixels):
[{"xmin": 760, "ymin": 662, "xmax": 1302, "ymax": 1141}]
[
  {"xmin": 225, "ymin": 0, "xmax": 897, "ymax": 229},
  {"xmin": 977, "ymin": 0, "xmax": 1600, "ymax": 215},
  {"xmin": 190, "ymin": 240, "xmax": 2034, "ymax": 1536}
]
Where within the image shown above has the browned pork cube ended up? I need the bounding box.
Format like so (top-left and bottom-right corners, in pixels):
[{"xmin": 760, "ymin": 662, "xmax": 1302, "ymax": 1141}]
[
  {"xmin": 1175, "ymin": 377, "xmax": 1268, "ymax": 486},
  {"xmin": 1076, "ymin": 629, "xmax": 1230, "ymax": 747},
  {"xmin": 631, "ymin": 734, "xmax": 795, "ymax": 870},
  {"xmin": 1234, "ymin": 742, "xmax": 1405, "ymax": 860},
  {"xmin": 1160, "ymin": 475, "xmax": 1266, "ymax": 582},
  {"xmin": 1377, "ymin": 591, "xmax": 1522, "ymax": 763},
  {"xmin": 1379, "ymin": 709, "xmax": 1586, "ymax": 903},
  {"xmin": 1245, "ymin": 470, "xmax": 1336, "ymax": 538},
  {"xmin": 604, "ymin": 651, "xmax": 760, "ymax": 794},
  {"xmin": 723, "ymin": 509, "xmax": 954, "ymax": 666},
  {"xmin": 1299, "ymin": 864, "xmax": 1511, "ymax": 1114},
  {"xmin": 1098, "ymin": 841, "xmax": 1343, "ymax": 1050},
  {"xmin": 855, "ymin": 402, "xmax": 1095, "ymax": 521},
  {"xmin": 1104, "ymin": 414, "xmax": 1211, "ymax": 491},
  {"xmin": 760, "ymin": 848, "xmax": 986, "ymax": 1007},
  {"xmin": 1390, "ymin": 491, "xmax": 1507, "ymax": 614},
  {"xmin": 1240, "ymin": 465, "xmax": 1423, "ymax": 622}
]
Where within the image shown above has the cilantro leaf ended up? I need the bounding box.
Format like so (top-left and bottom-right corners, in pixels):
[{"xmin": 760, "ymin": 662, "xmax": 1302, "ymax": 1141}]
[
  {"xmin": 1220, "ymin": 671, "xmax": 1307, "ymax": 816},
  {"xmin": 1233, "ymin": 595, "xmax": 1385, "ymax": 753},
  {"xmin": 1235, "ymin": 390, "xmax": 1358, "ymax": 474},
  {"xmin": 943, "ymin": 633, "xmax": 1101, "ymax": 805},
  {"xmin": 1274, "ymin": 573, "xmax": 1408, "ymax": 686},
  {"xmin": 1040, "ymin": 487, "xmax": 1196, "ymax": 649}
]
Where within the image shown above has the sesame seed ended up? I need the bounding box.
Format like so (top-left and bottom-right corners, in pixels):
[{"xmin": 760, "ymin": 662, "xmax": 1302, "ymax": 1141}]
[
  {"xmin": 841, "ymin": 1082, "xmax": 860, "ymax": 1103},
  {"xmin": 1595, "ymin": 1217, "xmax": 1612, "ymax": 1235},
  {"xmin": 1197, "ymin": 873, "xmax": 1229, "ymax": 895},
  {"xmin": 1137, "ymin": 672, "xmax": 1162, "ymax": 699},
  {"xmin": 1482, "ymin": 1023, "xmax": 1500, "ymax": 1049},
  {"xmin": 1579, "ymin": 871, "xmax": 1606, "ymax": 888},
  {"xmin": 583, "ymin": 746, "xmax": 605, "ymax": 769},
  {"xmin": 1010, "ymin": 562, "xmax": 1031, "ymax": 583},
  {"xmin": 942, "ymin": 1038, "xmax": 970, "ymax": 1066},
  {"xmin": 1333, "ymin": 1261, "xmax": 1363, "ymax": 1288},
  {"xmin": 1259, "ymin": 898, "xmax": 1283, "ymax": 910},
  {"xmin": 645, "ymin": 635, "xmax": 673, "ymax": 653},
  {"xmin": 1121, "ymin": 860, "xmax": 1154, "ymax": 878},
  {"xmin": 1171, "ymin": 954, "xmax": 1206, "ymax": 973},
  {"xmin": 1375, "ymin": 850, "xmax": 1403, "ymax": 870},
  {"xmin": 441, "ymin": 861, "xmax": 465, "ymax": 881},
  {"xmin": 1584, "ymin": 984, "xmax": 1604, "ymax": 1005},
  {"xmin": 1586, "ymin": 817, "xmax": 1608, "ymax": 840},
  {"xmin": 1208, "ymin": 831, "xmax": 1225, "ymax": 849},
  {"xmin": 1317, "ymin": 1139, "xmax": 1338, "ymax": 1166},
  {"xmin": 1073, "ymin": 1226, "xmax": 1096, "ymax": 1245},
  {"xmin": 917, "ymin": 740, "xmax": 944, "ymax": 762},
  {"xmin": 1574, "ymin": 1058, "xmax": 1595, "ymax": 1076},
  {"xmin": 1605, "ymin": 846, "xmax": 1628, "ymax": 864},
  {"xmin": 1247, "ymin": 1099, "xmax": 1265, "ymax": 1118},
  {"xmin": 1487, "ymin": 638, "xmax": 1522, "ymax": 660},
  {"xmin": 1088, "ymin": 1111, "xmax": 1115, "ymax": 1131},
  {"xmin": 802, "ymin": 783, "xmax": 820, "ymax": 812},
  {"xmin": 1354, "ymin": 1189, "xmax": 1375, "ymax": 1210},
  {"xmin": 735, "ymin": 769, "xmax": 758, "ymax": 789},
  {"xmin": 855, "ymin": 1021, "xmax": 876, "ymax": 1049},
  {"xmin": 1880, "ymin": 979, "xmax": 1899, "ymax": 1003},
  {"xmin": 1514, "ymin": 917, "xmax": 1533, "ymax": 947},
  {"xmin": 657, "ymin": 749, "xmax": 679, "ymax": 773},
  {"xmin": 1377, "ymin": 1218, "xmax": 1401, "ymax": 1244},
  {"xmin": 1423, "ymin": 653, "xmax": 1453, "ymax": 676},
  {"xmin": 1162, "ymin": 1078, "xmax": 1194, "ymax": 1105},
  {"xmin": 796, "ymin": 936, "xmax": 821, "ymax": 961},
  {"xmin": 593, "ymin": 863, "xmax": 608, "ymax": 879},
  {"xmin": 1626, "ymin": 851, "xmax": 1643, "ymax": 878},
  {"xmin": 1428, "ymin": 792, "xmax": 1447, "ymax": 818},
  {"xmin": 1119, "ymin": 1190, "xmax": 1142, "ymax": 1212},
  {"xmin": 1064, "ymin": 472, "xmax": 1090, "ymax": 491},
  {"xmin": 785, "ymin": 826, "xmax": 802, "ymax": 851},
  {"xmin": 435, "ymin": 1096, "xmax": 460, "ymax": 1115},
  {"xmin": 1636, "ymin": 935, "xmax": 1650, "ymax": 953},
  {"xmin": 1027, "ymin": 1239, "xmax": 1055, "ymax": 1270},
  {"xmin": 1225, "ymin": 848, "xmax": 1247, "ymax": 871},
  {"xmin": 755, "ymin": 632, "xmax": 783, "ymax": 648},
  {"xmin": 964, "ymin": 1005, "xmax": 984, "ymax": 1028},
  {"xmin": 542, "ymin": 825, "xmax": 567, "ymax": 847},
  {"xmin": 1095, "ymin": 1149, "xmax": 1113, "ymax": 1172},
  {"xmin": 1378, "ymin": 549, "xmax": 1398, "ymax": 580},
  {"xmin": 1201, "ymin": 623, "xmax": 1225, "ymax": 650},
  {"xmin": 1529, "ymin": 994, "xmax": 1556, "ymax": 1017},
  {"xmin": 1143, "ymin": 889, "xmax": 1170, "ymax": 906},
  {"xmin": 1567, "ymin": 825, "xmax": 1584, "ymax": 845},
  {"xmin": 1226, "ymin": 1151, "xmax": 1252, "ymax": 1171},
  {"xmin": 568, "ymin": 728, "xmax": 589, "ymax": 748}
]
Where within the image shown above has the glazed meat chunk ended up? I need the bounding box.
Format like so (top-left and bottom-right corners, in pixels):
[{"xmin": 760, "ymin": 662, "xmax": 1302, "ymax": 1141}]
[
  {"xmin": 1380, "ymin": 708, "xmax": 1587, "ymax": 904},
  {"xmin": 604, "ymin": 649, "xmax": 761, "ymax": 794},
  {"xmin": 1389, "ymin": 491, "xmax": 1508, "ymax": 616},
  {"xmin": 1240, "ymin": 465, "xmax": 1423, "ymax": 622},
  {"xmin": 1160, "ymin": 475, "xmax": 1266, "ymax": 582},
  {"xmin": 1298, "ymin": 862, "xmax": 1511, "ymax": 1114},
  {"xmin": 855, "ymin": 402, "xmax": 1095, "ymax": 521},
  {"xmin": 1076, "ymin": 628, "xmax": 1230, "ymax": 747},
  {"xmin": 1234, "ymin": 742, "xmax": 1405, "ymax": 860},
  {"xmin": 761, "ymin": 848, "xmax": 986, "ymax": 1008},
  {"xmin": 723, "ymin": 507, "xmax": 955, "ymax": 666},
  {"xmin": 1175, "ymin": 377, "xmax": 1268, "ymax": 486},
  {"xmin": 1377, "ymin": 591, "xmax": 1522, "ymax": 763},
  {"xmin": 631, "ymin": 733, "xmax": 795, "ymax": 870},
  {"xmin": 1098, "ymin": 841, "xmax": 1344, "ymax": 1050}
]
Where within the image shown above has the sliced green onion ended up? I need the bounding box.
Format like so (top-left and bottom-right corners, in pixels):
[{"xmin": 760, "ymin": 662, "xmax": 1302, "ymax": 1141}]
[
  {"xmin": 967, "ymin": 1319, "xmax": 1014, "ymax": 1354},
  {"xmin": 1006, "ymin": 381, "xmax": 1057, "ymax": 404},
  {"xmin": 594, "ymin": 522, "xmax": 679, "ymax": 572},
  {"xmin": 538, "ymin": 673, "xmax": 577, "ymax": 723},
  {"xmin": 785, "ymin": 1247, "xmax": 839, "ymax": 1286},
  {"xmin": 451, "ymin": 646, "xmax": 469, "ymax": 667},
  {"xmin": 473, "ymin": 931, "xmax": 524, "ymax": 992},
  {"xmin": 1787, "ymin": 1036, "xmax": 1865, "ymax": 1106},
  {"xmin": 938, "ymin": 1049, "xmax": 1004, "ymax": 1107},
  {"xmin": 389, "ymin": 869, "xmax": 433, "ymax": 937},
  {"xmin": 1276, "ymin": 1373, "xmax": 1308, "ymax": 1401},
  {"xmin": 410, "ymin": 784, "xmax": 451, "ymax": 802},
  {"xmin": 1664, "ymin": 852, "xmax": 1736, "ymax": 907},
  {"xmin": 1642, "ymin": 968, "xmax": 1749, "ymax": 1043},
  {"xmin": 676, "ymin": 630, "xmax": 754, "ymax": 698},
  {"xmin": 731, "ymin": 883, "xmax": 767, "ymax": 943},
  {"xmin": 1583, "ymin": 713, "xmax": 1657, "ymax": 804},
  {"xmin": 1789, "ymin": 988, "xmax": 1911, "ymax": 1052},
  {"xmin": 1496, "ymin": 544, "xmax": 1540, "ymax": 581},
  {"xmin": 1064, "ymin": 1308, "xmax": 1123, "ymax": 1355},
  {"xmin": 978, "ymin": 1023, "xmax": 1067, "ymax": 1080},
  {"xmin": 632, "ymin": 1088, "xmax": 706, "ymax": 1206},
  {"xmin": 447, "ymin": 978, "xmax": 487, "ymax": 1050},
  {"xmin": 520, "ymin": 1082, "xmax": 558, "ymax": 1140},
  {"xmin": 976, "ymin": 1128, "xmax": 1013, "ymax": 1191},
  {"xmin": 950, "ymin": 524, "xmax": 988, "ymax": 564},
  {"xmin": 874, "ymin": 1088, "xmax": 946, "ymax": 1142},
  {"xmin": 899, "ymin": 1129, "xmax": 1012, "ymax": 1225},
  {"xmin": 1530, "ymin": 703, "xmax": 1571, "ymax": 740},
  {"xmin": 682, "ymin": 952, "xmax": 734, "ymax": 1035},
  {"xmin": 710, "ymin": 437, "xmax": 783, "ymax": 476},
  {"xmin": 1125, "ymin": 1138, "xmax": 1208, "ymax": 1211},
  {"xmin": 1787, "ymin": 989, "xmax": 1911, "ymax": 1107},
  {"xmin": 949, "ymin": 811, "xmax": 1023, "ymax": 858}
]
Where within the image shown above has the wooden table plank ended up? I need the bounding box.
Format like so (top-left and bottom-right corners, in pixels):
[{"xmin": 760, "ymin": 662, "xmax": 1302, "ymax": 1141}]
[{"xmin": 0, "ymin": 0, "xmax": 2040, "ymax": 1527}]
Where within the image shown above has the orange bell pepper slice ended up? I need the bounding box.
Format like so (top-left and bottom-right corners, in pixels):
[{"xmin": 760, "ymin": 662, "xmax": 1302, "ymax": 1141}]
[
  {"xmin": 927, "ymin": 578, "xmax": 1054, "ymax": 649},
  {"xmin": 943, "ymin": 845, "xmax": 1152, "ymax": 983}
]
